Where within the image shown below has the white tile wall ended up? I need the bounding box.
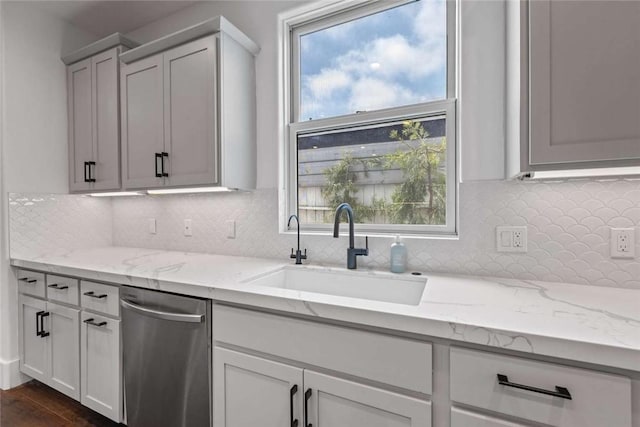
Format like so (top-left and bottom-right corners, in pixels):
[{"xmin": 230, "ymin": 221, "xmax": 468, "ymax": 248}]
[
  {"xmin": 9, "ymin": 193, "xmax": 112, "ymax": 259},
  {"xmin": 9, "ymin": 179, "xmax": 640, "ymax": 289}
]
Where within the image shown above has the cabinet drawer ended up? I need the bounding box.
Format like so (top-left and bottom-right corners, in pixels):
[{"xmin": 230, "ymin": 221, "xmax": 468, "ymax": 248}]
[
  {"xmin": 80, "ymin": 281, "xmax": 119, "ymax": 317},
  {"xmin": 17, "ymin": 270, "xmax": 45, "ymax": 298},
  {"xmin": 450, "ymin": 347, "xmax": 631, "ymax": 427},
  {"xmin": 46, "ymin": 275, "xmax": 79, "ymax": 306},
  {"xmin": 213, "ymin": 305, "xmax": 432, "ymax": 394},
  {"xmin": 451, "ymin": 407, "xmax": 530, "ymax": 427}
]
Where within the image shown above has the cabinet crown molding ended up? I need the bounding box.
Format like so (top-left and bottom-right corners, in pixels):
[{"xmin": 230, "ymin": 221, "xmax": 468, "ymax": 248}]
[
  {"xmin": 61, "ymin": 33, "xmax": 139, "ymax": 65},
  {"xmin": 119, "ymin": 16, "xmax": 260, "ymax": 65}
]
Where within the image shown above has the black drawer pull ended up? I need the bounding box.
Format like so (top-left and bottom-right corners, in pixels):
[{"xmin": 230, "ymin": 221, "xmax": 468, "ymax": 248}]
[
  {"xmin": 48, "ymin": 284, "xmax": 69, "ymax": 290},
  {"xmin": 497, "ymin": 374, "xmax": 572, "ymax": 400},
  {"xmin": 19, "ymin": 278, "xmax": 37, "ymax": 283},
  {"xmin": 290, "ymin": 385, "xmax": 299, "ymax": 427},
  {"xmin": 161, "ymin": 152, "xmax": 169, "ymax": 177},
  {"xmin": 38, "ymin": 311, "xmax": 50, "ymax": 338},
  {"xmin": 35, "ymin": 311, "xmax": 43, "ymax": 336},
  {"xmin": 87, "ymin": 161, "xmax": 96, "ymax": 182},
  {"xmin": 84, "ymin": 291, "xmax": 107, "ymax": 299},
  {"xmin": 155, "ymin": 153, "xmax": 163, "ymax": 178},
  {"xmin": 84, "ymin": 161, "xmax": 90, "ymax": 183},
  {"xmin": 304, "ymin": 388, "xmax": 312, "ymax": 427},
  {"xmin": 84, "ymin": 318, "xmax": 107, "ymax": 327}
]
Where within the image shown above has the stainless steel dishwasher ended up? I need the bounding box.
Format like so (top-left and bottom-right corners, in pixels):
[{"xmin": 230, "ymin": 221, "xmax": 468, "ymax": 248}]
[{"xmin": 120, "ymin": 286, "xmax": 211, "ymax": 427}]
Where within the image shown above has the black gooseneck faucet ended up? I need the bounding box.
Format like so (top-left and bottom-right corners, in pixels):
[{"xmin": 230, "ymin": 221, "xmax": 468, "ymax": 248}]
[
  {"xmin": 288, "ymin": 214, "xmax": 307, "ymax": 264},
  {"xmin": 333, "ymin": 203, "xmax": 368, "ymax": 269}
]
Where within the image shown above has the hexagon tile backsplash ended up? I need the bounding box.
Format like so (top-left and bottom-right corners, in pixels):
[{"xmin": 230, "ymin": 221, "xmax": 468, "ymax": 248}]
[{"xmin": 10, "ymin": 178, "xmax": 640, "ymax": 289}]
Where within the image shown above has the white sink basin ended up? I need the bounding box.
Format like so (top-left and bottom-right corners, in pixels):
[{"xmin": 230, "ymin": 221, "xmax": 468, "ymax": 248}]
[{"xmin": 245, "ymin": 266, "xmax": 427, "ymax": 306}]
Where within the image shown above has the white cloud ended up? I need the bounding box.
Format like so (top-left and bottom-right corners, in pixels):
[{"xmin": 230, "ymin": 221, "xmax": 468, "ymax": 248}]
[
  {"xmin": 306, "ymin": 68, "xmax": 352, "ymax": 100},
  {"xmin": 349, "ymin": 78, "xmax": 426, "ymax": 113}
]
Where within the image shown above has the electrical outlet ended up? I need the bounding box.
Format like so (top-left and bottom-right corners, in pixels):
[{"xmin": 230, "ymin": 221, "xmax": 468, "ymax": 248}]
[
  {"xmin": 610, "ymin": 228, "xmax": 635, "ymax": 259},
  {"xmin": 184, "ymin": 219, "xmax": 193, "ymax": 237},
  {"xmin": 496, "ymin": 226, "xmax": 528, "ymax": 253},
  {"xmin": 148, "ymin": 218, "xmax": 156, "ymax": 234}
]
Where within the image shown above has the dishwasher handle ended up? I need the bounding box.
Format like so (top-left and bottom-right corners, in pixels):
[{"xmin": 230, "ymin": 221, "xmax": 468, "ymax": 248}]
[{"xmin": 120, "ymin": 299, "xmax": 204, "ymax": 323}]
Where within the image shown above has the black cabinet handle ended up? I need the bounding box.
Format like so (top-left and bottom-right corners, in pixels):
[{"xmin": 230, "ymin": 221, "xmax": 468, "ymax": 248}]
[
  {"xmin": 83, "ymin": 291, "xmax": 107, "ymax": 299},
  {"xmin": 35, "ymin": 311, "xmax": 43, "ymax": 336},
  {"xmin": 304, "ymin": 388, "xmax": 312, "ymax": 427},
  {"xmin": 87, "ymin": 161, "xmax": 96, "ymax": 182},
  {"xmin": 155, "ymin": 153, "xmax": 163, "ymax": 178},
  {"xmin": 38, "ymin": 311, "xmax": 50, "ymax": 338},
  {"xmin": 497, "ymin": 374, "xmax": 572, "ymax": 400},
  {"xmin": 161, "ymin": 152, "xmax": 169, "ymax": 177},
  {"xmin": 48, "ymin": 284, "xmax": 69, "ymax": 290},
  {"xmin": 84, "ymin": 318, "xmax": 107, "ymax": 327},
  {"xmin": 19, "ymin": 278, "xmax": 37, "ymax": 283},
  {"xmin": 290, "ymin": 385, "xmax": 299, "ymax": 427},
  {"xmin": 84, "ymin": 161, "xmax": 89, "ymax": 182}
]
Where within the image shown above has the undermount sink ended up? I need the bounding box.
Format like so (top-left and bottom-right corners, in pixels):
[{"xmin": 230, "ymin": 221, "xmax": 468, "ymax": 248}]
[{"xmin": 245, "ymin": 266, "xmax": 427, "ymax": 306}]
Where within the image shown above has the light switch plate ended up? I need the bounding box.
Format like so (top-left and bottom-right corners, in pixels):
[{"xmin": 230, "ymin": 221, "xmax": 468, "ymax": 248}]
[
  {"xmin": 226, "ymin": 220, "xmax": 236, "ymax": 239},
  {"xmin": 148, "ymin": 218, "xmax": 156, "ymax": 234},
  {"xmin": 496, "ymin": 226, "xmax": 527, "ymax": 253},
  {"xmin": 610, "ymin": 227, "xmax": 635, "ymax": 259}
]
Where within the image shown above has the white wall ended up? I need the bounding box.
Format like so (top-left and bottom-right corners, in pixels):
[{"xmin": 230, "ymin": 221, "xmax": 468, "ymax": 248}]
[
  {"xmin": 126, "ymin": 0, "xmax": 306, "ymax": 189},
  {"xmin": 0, "ymin": 1, "xmax": 98, "ymax": 388}
]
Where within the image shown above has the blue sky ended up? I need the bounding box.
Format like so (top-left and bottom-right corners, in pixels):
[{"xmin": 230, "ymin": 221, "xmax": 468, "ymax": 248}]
[{"xmin": 299, "ymin": 0, "xmax": 447, "ymax": 120}]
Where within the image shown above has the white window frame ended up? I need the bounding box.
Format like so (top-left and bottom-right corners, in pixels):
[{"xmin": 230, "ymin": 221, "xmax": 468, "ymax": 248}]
[{"xmin": 278, "ymin": 0, "xmax": 458, "ymax": 237}]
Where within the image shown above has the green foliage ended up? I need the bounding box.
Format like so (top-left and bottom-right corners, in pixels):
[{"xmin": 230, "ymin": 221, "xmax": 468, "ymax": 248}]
[
  {"xmin": 319, "ymin": 120, "xmax": 447, "ymax": 225},
  {"xmin": 383, "ymin": 120, "xmax": 447, "ymax": 224},
  {"xmin": 320, "ymin": 152, "xmax": 374, "ymax": 223}
]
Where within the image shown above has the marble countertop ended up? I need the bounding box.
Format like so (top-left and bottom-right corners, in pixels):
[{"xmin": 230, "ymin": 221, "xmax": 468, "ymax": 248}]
[{"xmin": 11, "ymin": 246, "xmax": 640, "ymax": 372}]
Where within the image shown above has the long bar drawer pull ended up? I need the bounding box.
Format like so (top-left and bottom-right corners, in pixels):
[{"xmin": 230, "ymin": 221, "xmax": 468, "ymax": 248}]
[
  {"xmin": 497, "ymin": 374, "xmax": 572, "ymax": 400},
  {"xmin": 290, "ymin": 385, "xmax": 299, "ymax": 427},
  {"xmin": 39, "ymin": 312, "xmax": 50, "ymax": 338},
  {"xmin": 84, "ymin": 291, "xmax": 107, "ymax": 299},
  {"xmin": 120, "ymin": 299, "xmax": 204, "ymax": 323},
  {"xmin": 84, "ymin": 318, "xmax": 107, "ymax": 327},
  {"xmin": 48, "ymin": 284, "xmax": 69, "ymax": 290},
  {"xmin": 19, "ymin": 278, "xmax": 37, "ymax": 283}
]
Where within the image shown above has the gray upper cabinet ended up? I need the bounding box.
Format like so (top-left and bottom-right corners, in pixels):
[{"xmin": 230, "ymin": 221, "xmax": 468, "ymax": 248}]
[
  {"xmin": 528, "ymin": 0, "xmax": 640, "ymax": 167},
  {"xmin": 505, "ymin": 0, "xmax": 640, "ymax": 177},
  {"xmin": 64, "ymin": 34, "xmax": 139, "ymax": 193},
  {"xmin": 121, "ymin": 55, "xmax": 165, "ymax": 189},
  {"xmin": 120, "ymin": 17, "xmax": 259, "ymax": 191}
]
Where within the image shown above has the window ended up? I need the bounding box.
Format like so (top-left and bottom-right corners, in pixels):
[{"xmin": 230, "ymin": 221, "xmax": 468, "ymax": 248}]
[{"xmin": 281, "ymin": 0, "xmax": 456, "ymax": 236}]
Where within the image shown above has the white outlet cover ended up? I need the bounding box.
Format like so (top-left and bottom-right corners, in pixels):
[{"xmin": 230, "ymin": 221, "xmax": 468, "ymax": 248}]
[
  {"xmin": 496, "ymin": 226, "xmax": 527, "ymax": 253},
  {"xmin": 184, "ymin": 219, "xmax": 193, "ymax": 237},
  {"xmin": 610, "ymin": 227, "xmax": 635, "ymax": 259}
]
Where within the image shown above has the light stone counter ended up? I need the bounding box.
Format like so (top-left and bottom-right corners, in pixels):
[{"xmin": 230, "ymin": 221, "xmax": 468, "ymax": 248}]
[{"xmin": 12, "ymin": 246, "xmax": 640, "ymax": 372}]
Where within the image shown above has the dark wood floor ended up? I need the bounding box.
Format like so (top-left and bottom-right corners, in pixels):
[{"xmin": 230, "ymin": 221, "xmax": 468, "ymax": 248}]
[{"xmin": 0, "ymin": 380, "xmax": 123, "ymax": 427}]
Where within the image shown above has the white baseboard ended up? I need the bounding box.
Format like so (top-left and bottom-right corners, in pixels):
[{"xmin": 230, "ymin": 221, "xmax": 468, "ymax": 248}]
[{"xmin": 0, "ymin": 358, "xmax": 29, "ymax": 390}]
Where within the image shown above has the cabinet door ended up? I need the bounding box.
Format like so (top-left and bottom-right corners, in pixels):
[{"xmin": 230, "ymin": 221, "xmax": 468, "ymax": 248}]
[
  {"xmin": 163, "ymin": 36, "xmax": 218, "ymax": 187},
  {"xmin": 121, "ymin": 54, "xmax": 165, "ymax": 189},
  {"xmin": 214, "ymin": 347, "xmax": 303, "ymax": 427},
  {"xmin": 304, "ymin": 370, "xmax": 431, "ymax": 427},
  {"xmin": 67, "ymin": 58, "xmax": 93, "ymax": 192},
  {"xmin": 80, "ymin": 312, "xmax": 121, "ymax": 422},
  {"xmin": 47, "ymin": 302, "xmax": 80, "ymax": 400},
  {"xmin": 91, "ymin": 47, "xmax": 121, "ymax": 191},
  {"xmin": 18, "ymin": 294, "xmax": 49, "ymax": 382},
  {"xmin": 529, "ymin": 0, "xmax": 640, "ymax": 166}
]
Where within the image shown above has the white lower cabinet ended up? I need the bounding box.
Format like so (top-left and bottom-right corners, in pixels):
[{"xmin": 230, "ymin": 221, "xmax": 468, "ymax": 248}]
[
  {"xmin": 18, "ymin": 294, "xmax": 48, "ymax": 382},
  {"xmin": 214, "ymin": 347, "xmax": 303, "ymax": 427},
  {"xmin": 450, "ymin": 347, "xmax": 632, "ymax": 427},
  {"xmin": 214, "ymin": 346, "xmax": 431, "ymax": 427},
  {"xmin": 80, "ymin": 311, "xmax": 121, "ymax": 422},
  {"xmin": 18, "ymin": 295, "xmax": 80, "ymax": 400},
  {"xmin": 305, "ymin": 370, "xmax": 431, "ymax": 427}
]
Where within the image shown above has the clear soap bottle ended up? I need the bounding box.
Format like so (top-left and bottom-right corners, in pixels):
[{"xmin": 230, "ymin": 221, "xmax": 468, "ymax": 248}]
[{"xmin": 390, "ymin": 235, "xmax": 407, "ymax": 273}]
